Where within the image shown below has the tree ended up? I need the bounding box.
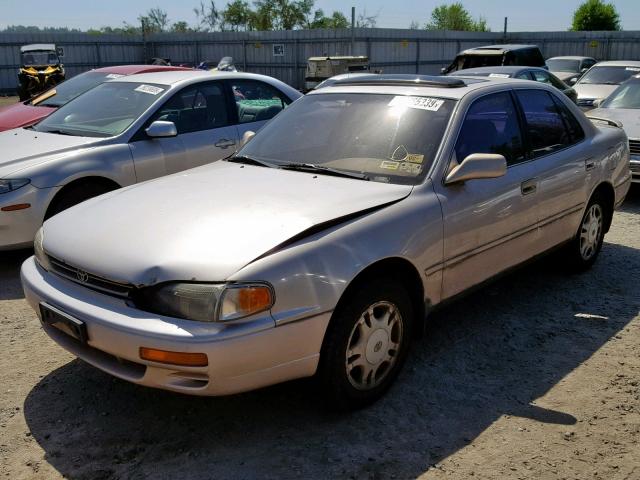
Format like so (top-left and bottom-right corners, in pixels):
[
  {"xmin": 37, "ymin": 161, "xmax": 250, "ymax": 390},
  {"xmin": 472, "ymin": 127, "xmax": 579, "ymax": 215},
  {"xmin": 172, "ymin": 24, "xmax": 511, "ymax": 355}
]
[
  {"xmin": 139, "ymin": 7, "xmax": 170, "ymax": 33},
  {"xmin": 223, "ymin": 0, "xmax": 253, "ymax": 31},
  {"xmin": 356, "ymin": 9, "xmax": 378, "ymax": 28},
  {"xmin": 307, "ymin": 9, "xmax": 349, "ymax": 29},
  {"xmin": 571, "ymin": 0, "xmax": 620, "ymax": 31},
  {"xmin": 408, "ymin": 20, "xmax": 420, "ymax": 30},
  {"xmin": 171, "ymin": 21, "xmax": 193, "ymax": 33},
  {"xmin": 194, "ymin": 0, "xmax": 221, "ymax": 31},
  {"xmin": 425, "ymin": 2, "xmax": 489, "ymax": 31}
]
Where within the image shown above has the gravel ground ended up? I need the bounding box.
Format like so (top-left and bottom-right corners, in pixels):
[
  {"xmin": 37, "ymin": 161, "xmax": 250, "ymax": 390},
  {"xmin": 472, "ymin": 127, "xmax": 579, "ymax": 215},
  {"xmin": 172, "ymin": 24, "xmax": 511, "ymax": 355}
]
[{"xmin": 1, "ymin": 189, "xmax": 639, "ymax": 480}]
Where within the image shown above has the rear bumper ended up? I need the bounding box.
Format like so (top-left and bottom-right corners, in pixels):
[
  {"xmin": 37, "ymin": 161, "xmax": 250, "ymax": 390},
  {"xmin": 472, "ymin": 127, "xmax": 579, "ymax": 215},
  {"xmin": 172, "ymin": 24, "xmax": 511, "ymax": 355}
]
[{"xmin": 21, "ymin": 257, "xmax": 330, "ymax": 396}]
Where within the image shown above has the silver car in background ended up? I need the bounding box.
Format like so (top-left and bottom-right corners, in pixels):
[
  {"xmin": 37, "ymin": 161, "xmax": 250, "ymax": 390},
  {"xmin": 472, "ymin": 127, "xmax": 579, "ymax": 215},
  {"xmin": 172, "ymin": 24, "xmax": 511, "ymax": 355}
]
[
  {"xmin": 546, "ymin": 56, "xmax": 597, "ymax": 84},
  {"xmin": 22, "ymin": 75, "xmax": 631, "ymax": 410},
  {"xmin": 588, "ymin": 74, "xmax": 640, "ymax": 183},
  {"xmin": 0, "ymin": 70, "xmax": 301, "ymax": 250},
  {"xmin": 573, "ymin": 60, "xmax": 640, "ymax": 110}
]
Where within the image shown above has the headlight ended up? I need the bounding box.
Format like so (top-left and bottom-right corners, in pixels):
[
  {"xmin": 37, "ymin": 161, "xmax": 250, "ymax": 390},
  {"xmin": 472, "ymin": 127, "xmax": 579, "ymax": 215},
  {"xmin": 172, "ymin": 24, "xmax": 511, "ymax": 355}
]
[
  {"xmin": 0, "ymin": 178, "xmax": 30, "ymax": 194},
  {"xmin": 133, "ymin": 282, "xmax": 274, "ymax": 323},
  {"xmin": 33, "ymin": 227, "xmax": 52, "ymax": 271}
]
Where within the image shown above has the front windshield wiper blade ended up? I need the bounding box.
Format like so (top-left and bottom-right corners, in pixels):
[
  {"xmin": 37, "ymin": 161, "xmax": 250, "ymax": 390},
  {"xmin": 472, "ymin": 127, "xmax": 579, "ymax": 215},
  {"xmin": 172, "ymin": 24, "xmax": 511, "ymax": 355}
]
[
  {"xmin": 39, "ymin": 128, "xmax": 75, "ymax": 136},
  {"xmin": 280, "ymin": 162, "xmax": 369, "ymax": 181},
  {"xmin": 225, "ymin": 154, "xmax": 278, "ymax": 168}
]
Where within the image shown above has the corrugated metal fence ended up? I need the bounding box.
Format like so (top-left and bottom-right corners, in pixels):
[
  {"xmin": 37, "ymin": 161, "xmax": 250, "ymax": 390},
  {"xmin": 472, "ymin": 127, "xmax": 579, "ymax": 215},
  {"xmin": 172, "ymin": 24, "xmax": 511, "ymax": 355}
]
[{"xmin": 1, "ymin": 28, "xmax": 640, "ymax": 93}]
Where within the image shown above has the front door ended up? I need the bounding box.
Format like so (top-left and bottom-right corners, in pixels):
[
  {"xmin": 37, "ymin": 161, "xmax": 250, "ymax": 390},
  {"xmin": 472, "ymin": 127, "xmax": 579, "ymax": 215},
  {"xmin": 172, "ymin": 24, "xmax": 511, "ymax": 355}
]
[
  {"xmin": 129, "ymin": 81, "xmax": 237, "ymax": 181},
  {"xmin": 434, "ymin": 91, "xmax": 543, "ymax": 299}
]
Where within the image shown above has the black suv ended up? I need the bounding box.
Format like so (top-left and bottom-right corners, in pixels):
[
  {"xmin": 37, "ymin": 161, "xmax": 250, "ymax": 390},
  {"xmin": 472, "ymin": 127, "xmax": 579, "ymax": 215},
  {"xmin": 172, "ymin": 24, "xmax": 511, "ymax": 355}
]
[{"xmin": 442, "ymin": 44, "xmax": 546, "ymax": 74}]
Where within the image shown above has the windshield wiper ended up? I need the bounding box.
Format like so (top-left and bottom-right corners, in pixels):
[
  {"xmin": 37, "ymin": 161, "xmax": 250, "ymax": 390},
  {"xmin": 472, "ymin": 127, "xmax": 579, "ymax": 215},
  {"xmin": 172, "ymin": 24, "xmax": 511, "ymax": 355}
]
[
  {"xmin": 226, "ymin": 154, "xmax": 278, "ymax": 168},
  {"xmin": 39, "ymin": 128, "xmax": 75, "ymax": 136},
  {"xmin": 279, "ymin": 162, "xmax": 369, "ymax": 181}
]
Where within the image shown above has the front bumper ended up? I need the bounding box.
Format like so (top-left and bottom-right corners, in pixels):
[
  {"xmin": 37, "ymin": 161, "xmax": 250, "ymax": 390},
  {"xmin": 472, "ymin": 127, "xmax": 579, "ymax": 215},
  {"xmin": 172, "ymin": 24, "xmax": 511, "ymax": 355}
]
[
  {"xmin": 21, "ymin": 257, "xmax": 330, "ymax": 396},
  {"xmin": 0, "ymin": 184, "xmax": 56, "ymax": 250}
]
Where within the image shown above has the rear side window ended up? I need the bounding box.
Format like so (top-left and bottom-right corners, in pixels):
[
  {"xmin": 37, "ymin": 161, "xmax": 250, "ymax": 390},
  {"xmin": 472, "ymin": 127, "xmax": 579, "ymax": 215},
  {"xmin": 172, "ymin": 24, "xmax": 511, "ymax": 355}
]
[
  {"xmin": 515, "ymin": 48, "xmax": 545, "ymax": 67},
  {"xmin": 455, "ymin": 92, "xmax": 525, "ymax": 166},
  {"xmin": 230, "ymin": 80, "xmax": 290, "ymax": 124},
  {"xmin": 551, "ymin": 95, "xmax": 585, "ymax": 143},
  {"xmin": 515, "ymin": 90, "xmax": 572, "ymax": 158}
]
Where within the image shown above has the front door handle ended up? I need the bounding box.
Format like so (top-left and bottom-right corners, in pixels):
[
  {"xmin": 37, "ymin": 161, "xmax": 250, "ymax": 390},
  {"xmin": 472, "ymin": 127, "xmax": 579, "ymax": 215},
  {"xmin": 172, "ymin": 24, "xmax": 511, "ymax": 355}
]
[
  {"xmin": 585, "ymin": 158, "xmax": 596, "ymax": 171},
  {"xmin": 521, "ymin": 178, "xmax": 537, "ymax": 196},
  {"xmin": 215, "ymin": 138, "xmax": 235, "ymax": 149}
]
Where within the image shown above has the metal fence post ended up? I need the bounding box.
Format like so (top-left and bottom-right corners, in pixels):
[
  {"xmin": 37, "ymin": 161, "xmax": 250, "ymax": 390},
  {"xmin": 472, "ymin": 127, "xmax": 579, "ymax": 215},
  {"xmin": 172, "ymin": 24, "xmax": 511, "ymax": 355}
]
[
  {"xmin": 415, "ymin": 40, "xmax": 420, "ymax": 74},
  {"xmin": 242, "ymin": 40, "xmax": 247, "ymax": 71},
  {"xmin": 95, "ymin": 42, "xmax": 101, "ymax": 67}
]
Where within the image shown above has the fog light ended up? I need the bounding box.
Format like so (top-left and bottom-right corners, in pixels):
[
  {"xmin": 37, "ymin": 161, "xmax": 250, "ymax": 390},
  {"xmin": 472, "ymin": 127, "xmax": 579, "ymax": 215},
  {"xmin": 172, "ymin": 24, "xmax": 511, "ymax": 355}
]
[{"xmin": 139, "ymin": 347, "xmax": 208, "ymax": 367}]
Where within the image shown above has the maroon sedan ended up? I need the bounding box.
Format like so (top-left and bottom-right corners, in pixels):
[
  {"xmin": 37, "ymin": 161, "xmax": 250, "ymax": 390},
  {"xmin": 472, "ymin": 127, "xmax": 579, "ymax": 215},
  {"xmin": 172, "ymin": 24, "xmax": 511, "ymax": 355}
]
[{"xmin": 0, "ymin": 65, "xmax": 191, "ymax": 132}]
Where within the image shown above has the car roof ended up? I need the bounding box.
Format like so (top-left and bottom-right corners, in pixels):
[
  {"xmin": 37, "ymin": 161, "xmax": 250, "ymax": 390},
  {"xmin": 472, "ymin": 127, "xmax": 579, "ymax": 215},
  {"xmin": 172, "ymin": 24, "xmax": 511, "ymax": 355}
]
[
  {"xmin": 459, "ymin": 44, "xmax": 538, "ymax": 55},
  {"xmin": 547, "ymin": 56, "xmax": 595, "ymax": 61},
  {"xmin": 307, "ymin": 74, "xmax": 530, "ymax": 100},
  {"xmin": 592, "ymin": 60, "xmax": 640, "ymax": 67},
  {"xmin": 92, "ymin": 65, "xmax": 192, "ymax": 75},
  {"xmin": 111, "ymin": 70, "xmax": 276, "ymax": 86},
  {"xmin": 21, "ymin": 44, "xmax": 56, "ymax": 52}
]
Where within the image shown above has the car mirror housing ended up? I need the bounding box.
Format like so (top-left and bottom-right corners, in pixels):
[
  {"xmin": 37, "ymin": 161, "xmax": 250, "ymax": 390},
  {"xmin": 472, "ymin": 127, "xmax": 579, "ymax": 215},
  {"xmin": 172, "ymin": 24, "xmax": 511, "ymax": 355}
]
[
  {"xmin": 146, "ymin": 120, "xmax": 177, "ymax": 138},
  {"xmin": 445, "ymin": 153, "xmax": 507, "ymax": 185},
  {"xmin": 592, "ymin": 98, "xmax": 603, "ymax": 109},
  {"xmin": 240, "ymin": 130, "xmax": 256, "ymax": 148},
  {"xmin": 569, "ymin": 77, "xmax": 578, "ymax": 85}
]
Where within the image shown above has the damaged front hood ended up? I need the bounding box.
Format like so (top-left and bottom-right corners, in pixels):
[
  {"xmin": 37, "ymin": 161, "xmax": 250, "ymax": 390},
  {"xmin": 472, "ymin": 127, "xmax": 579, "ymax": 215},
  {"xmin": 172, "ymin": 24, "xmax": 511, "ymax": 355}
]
[{"xmin": 43, "ymin": 161, "xmax": 413, "ymax": 285}]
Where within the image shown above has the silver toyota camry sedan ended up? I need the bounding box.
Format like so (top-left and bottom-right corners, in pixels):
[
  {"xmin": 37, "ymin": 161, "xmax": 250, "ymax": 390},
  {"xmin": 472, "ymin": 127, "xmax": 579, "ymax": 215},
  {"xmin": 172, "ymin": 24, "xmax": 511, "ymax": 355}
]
[
  {"xmin": 0, "ymin": 70, "xmax": 301, "ymax": 250},
  {"xmin": 22, "ymin": 75, "xmax": 631, "ymax": 410}
]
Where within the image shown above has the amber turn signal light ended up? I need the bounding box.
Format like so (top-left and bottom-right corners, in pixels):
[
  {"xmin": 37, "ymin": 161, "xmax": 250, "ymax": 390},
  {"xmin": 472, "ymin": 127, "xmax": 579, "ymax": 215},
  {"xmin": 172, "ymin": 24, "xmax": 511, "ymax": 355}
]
[
  {"xmin": 139, "ymin": 347, "xmax": 208, "ymax": 367},
  {"xmin": 1, "ymin": 203, "xmax": 31, "ymax": 212}
]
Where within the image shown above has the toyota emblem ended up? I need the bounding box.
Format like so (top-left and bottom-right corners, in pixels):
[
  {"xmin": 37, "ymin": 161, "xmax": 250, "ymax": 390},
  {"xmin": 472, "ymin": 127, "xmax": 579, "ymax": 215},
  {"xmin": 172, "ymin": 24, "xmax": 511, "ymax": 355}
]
[{"xmin": 76, "ymin": 269, "xmax": 89, "ymax": 283}]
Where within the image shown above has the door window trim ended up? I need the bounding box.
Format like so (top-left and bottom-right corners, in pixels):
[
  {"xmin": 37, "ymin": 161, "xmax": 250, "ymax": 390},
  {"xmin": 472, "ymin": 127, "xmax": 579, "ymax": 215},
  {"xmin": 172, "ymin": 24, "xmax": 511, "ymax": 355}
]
[{"xmin": 223, "ymin": 79, "xmax": 293, "ymax": 126}]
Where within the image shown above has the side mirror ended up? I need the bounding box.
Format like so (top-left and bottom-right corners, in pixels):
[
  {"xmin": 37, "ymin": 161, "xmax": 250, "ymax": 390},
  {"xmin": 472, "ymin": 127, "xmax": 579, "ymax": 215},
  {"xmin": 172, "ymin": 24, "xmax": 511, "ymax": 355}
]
[
  {"xmin": 445, "ymin": 153, "xmax": 507, "ymax": 185},
  {"xmin": 569, "ymin": 77, "xmax": 578, "ymax": 85},
  {"xmin": 592, "ymin": 98, "xmax": 603, "ymax": 109},
  {"xmin": 240, "ymin": 130, "xmax": 256, "ymax": 148},
  {"xmin": 145, "ymin": 120, "xmax": 177, "ymax": 138},
  {"xmin": 581, "ymin": 67, "xmax": 588, "ymax": 73},
  {"xmin": 440, "ymin": 67, "xmax": 447, "ymax": 75}
]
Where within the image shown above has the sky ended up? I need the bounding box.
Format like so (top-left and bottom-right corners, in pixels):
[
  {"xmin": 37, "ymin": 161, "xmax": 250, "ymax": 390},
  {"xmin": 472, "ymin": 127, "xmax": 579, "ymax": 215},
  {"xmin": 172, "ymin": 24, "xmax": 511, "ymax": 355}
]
[{"xmin": 0, "ymin": 0, "xmax": 638, "ymax": 32}]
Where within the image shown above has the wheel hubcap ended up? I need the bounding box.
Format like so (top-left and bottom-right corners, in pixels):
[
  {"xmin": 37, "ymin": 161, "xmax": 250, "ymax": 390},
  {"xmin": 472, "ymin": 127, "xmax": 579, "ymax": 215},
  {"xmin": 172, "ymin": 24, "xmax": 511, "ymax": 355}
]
[
  {"xmin": 579, "ymin": 204, "xmax": 603, "ymax": 260},
  {"xmin": 345, "ymin": 301, "xmax": 403, "ymax": 391}
]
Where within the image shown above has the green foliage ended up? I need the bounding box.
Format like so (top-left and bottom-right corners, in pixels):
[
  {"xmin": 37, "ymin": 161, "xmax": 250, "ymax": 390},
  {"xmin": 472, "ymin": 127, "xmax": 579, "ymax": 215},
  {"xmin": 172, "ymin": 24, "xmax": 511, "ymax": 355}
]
[
  {"xmin": 223, "ymin": 0, "xmax": 253, "ymax": 31},
  {"xmin": 307, "ymin": 9, "xmax": 349, "ymax": 29},
  {"xmin": 194, "ymin": 0, "xmax": 221, "ymax": 31},
  {"xmin": 425, "ymin": 2, "xmax": 489, "ymax": 32},
  {"xmin": 140, "ymin": 7, "xmax": 170, "ymax": 33},
  {"xmin": 571, "ymin": 0, "xmax": 620, "ymax": 31}
]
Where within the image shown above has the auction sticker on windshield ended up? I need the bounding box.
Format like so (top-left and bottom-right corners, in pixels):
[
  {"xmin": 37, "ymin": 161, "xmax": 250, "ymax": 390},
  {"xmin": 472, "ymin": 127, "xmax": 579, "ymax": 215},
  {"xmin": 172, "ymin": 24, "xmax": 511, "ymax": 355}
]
[
  {"xmin": 134, "ymin": 85, "xmax": 164, "ymax": 95},
  {"xmin": 105, "ymin": 73, "xmax": 125, "ymax": 79},
  {"xmin": 388, "ymin": 96, "xmax": 444, "ymax": 112}
]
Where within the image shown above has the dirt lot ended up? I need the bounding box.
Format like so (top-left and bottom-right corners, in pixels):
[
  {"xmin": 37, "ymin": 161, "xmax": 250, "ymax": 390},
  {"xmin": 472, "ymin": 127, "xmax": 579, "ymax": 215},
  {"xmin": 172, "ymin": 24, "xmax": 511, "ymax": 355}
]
[
  {"xmin": 1, "ymin": 190, "xmax": 639, "ymax": 480},
  {"xmin": 0, "ymin": 96, "xmax": 18, "ymax": 108}
]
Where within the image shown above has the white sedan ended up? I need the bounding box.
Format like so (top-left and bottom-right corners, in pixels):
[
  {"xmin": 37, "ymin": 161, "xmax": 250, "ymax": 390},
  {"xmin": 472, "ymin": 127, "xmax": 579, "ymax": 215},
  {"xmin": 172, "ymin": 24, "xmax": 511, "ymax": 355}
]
[{"xmin": 0, "ymin": 70, "xmax": 301, "ymax": 249}]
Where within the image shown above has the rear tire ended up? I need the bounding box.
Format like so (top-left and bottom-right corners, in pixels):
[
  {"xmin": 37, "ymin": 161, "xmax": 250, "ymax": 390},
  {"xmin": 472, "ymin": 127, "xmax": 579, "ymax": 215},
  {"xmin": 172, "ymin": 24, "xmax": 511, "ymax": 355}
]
[
  {"xmin": 45, "ymin": 182, "xmax": 116, "ymax": 220},
  {"xmin": 564, "ymin": 193, "xmax": 607, "ymax": 271},
  {"xmin": 318, "ymin": 279, "xmax": 414, "ymax": 411}
]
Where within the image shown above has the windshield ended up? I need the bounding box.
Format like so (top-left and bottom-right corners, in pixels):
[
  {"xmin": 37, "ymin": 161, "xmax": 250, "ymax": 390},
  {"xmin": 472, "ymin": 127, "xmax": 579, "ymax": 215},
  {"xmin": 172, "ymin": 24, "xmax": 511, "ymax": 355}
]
[
  {"xmin": 578, "ymin": 66, "xmax": 640, "ymax": 85},
  {"xmin": 34, "ymin": 81, "xmax": 166, "ymax": 137},
  {"xmin": 34, "ymin": 71, "xmax": 122, "ymax": 108},
  {"xmin": 601, "ymin": 79, "xmax": 640, "ymax": 109},
  {"xmin": 238, "ymin": 93, "xmax": 455, "ymax": 185},
  {"xmin": 21, "ymin": 51, "xmax": 59, "ymax": 66},
  {"xmin": 546, "ymin": 59, "xmax": 581, "ymax": 72}
]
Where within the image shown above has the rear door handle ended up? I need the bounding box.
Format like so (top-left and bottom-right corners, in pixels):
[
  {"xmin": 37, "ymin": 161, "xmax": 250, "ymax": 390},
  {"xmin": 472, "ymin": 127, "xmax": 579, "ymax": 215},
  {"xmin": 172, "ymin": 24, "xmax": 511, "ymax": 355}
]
[
  {"xmin": 215, "ymin": 138, "xmax": 235, "ymax": 149},
  {"xmin": 521, "ymin": 178, "xmax": 537, "ymax": 196}
]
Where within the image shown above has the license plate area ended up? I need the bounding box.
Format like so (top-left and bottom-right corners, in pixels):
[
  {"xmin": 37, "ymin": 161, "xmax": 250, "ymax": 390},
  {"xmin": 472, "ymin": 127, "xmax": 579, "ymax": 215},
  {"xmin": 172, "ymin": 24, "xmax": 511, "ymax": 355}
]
[{"xmin": 39, "ymin": 302, "xmax": 88, "ymax": 344}]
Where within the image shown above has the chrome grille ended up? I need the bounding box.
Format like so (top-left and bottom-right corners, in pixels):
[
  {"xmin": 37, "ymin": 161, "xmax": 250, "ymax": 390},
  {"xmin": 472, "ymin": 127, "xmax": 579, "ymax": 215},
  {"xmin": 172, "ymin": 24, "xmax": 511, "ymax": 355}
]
[
  {"xmin": 629, "ymin": 139, "xmax": 640, "ymax": 156},
  {"xmin": 48, "ymin": 255, "xmax": 133, "ymax": 298}
]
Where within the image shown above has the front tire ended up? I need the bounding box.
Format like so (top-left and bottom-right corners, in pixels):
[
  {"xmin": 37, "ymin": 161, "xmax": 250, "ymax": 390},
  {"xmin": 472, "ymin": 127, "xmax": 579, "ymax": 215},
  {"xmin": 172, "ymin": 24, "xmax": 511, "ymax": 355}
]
[
  {"xmin": 565, "ymin": 194, "xmax": 607, "ymax": 271},
  {"xmin": 319, "ymin": 279, "xmax": 414, "ymax": 411}
]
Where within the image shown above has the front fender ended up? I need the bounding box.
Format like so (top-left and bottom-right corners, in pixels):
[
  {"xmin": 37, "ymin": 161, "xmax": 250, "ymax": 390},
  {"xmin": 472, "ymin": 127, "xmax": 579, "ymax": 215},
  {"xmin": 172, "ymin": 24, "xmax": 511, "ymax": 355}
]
[{"xmin": 229, "ymin": 183, "xmax": 444, "ymax": 326}]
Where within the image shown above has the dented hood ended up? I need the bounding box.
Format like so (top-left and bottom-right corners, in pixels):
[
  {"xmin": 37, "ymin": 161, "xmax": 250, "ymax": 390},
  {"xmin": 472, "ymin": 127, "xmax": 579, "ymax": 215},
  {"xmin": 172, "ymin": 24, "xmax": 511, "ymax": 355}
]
[{"xmin": 42, "ymin": 161, "xmax": 412, "ymax": 285}]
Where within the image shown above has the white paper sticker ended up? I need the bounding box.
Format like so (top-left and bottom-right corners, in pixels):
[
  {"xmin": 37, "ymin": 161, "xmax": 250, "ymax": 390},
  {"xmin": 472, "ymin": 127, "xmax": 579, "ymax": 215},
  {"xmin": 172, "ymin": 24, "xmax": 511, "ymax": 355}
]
[
  {"xmin": 625, "ymin": 67, "xmax": 640, "ymax": 72},
  {"xmin": 105, "ymin": 73, "xmax": 125, "ymax": 79},
  {"xmin": 134, "ymin": 84, "xmax": 164, "ymax": 95},
  {"xmin": 488, "ymin": 73, "xmax": 510, "ymax": 78},
  {"xmin": 388, "ymin": 96, "xmax": 444, "ymax": 112}
]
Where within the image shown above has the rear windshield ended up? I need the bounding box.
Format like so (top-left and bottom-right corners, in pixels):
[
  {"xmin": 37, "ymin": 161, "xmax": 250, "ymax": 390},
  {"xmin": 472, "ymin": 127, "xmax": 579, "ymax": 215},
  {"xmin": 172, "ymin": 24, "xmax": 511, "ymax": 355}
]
[
  {"xmin": 547, "ymin": 59, "xmax": 581, "ymax": 72},
  {"xmin": 238, "ymin": 92, "xmax": 456, "ymax": 185},
  {"xmin": 34, "ymin": 71, "xmax": 121, "ymax": 108},
  {"xmin": 578, "ymin": 66, "xmax": 640, "ymax": 85}
]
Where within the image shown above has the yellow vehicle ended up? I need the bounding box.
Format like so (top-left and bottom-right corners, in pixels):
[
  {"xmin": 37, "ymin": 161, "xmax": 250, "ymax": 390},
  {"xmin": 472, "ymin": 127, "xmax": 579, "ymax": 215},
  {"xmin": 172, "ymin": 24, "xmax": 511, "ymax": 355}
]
[
  {"xmin": 17, "ymin": 44, "xmax": 65, "ymax": 101},
  {"xmin": 304, "ymin": 56, "xmax": 370, "ymax": 91}
]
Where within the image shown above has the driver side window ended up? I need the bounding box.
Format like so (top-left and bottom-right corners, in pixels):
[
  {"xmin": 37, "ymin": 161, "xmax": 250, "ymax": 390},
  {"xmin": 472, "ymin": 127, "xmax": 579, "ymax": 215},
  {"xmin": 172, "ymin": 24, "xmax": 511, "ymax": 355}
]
[{"xmin": 454, "ymin": 92, "xmax": 525, "ymax": 166}]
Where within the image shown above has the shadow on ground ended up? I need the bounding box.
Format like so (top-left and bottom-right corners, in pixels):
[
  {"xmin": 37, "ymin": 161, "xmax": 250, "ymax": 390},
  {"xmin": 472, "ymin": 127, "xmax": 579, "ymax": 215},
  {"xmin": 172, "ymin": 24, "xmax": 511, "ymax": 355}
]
[
  {"xmin": 0, "ymin": 248, "xmax": 31, "ymax": 300},
  {"xmin": 22, "ymin": 227, "xmax": 640, "ymax": 479}
]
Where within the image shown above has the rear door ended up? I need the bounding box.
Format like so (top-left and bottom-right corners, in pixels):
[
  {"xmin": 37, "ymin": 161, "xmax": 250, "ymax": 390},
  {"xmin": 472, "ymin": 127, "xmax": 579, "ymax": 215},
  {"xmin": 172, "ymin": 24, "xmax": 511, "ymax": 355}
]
[
  {"xmin": 129, "ymin": 81, "xmax": 237, "ymax": 181},
  {"xmin": 512, "ymin": 89, "xmax": 588, "ymax": 249}
]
